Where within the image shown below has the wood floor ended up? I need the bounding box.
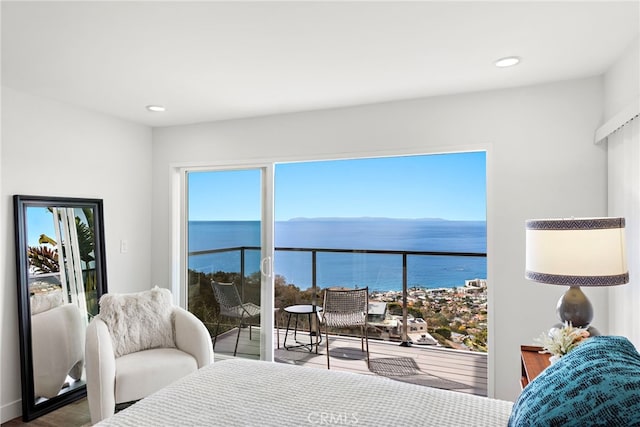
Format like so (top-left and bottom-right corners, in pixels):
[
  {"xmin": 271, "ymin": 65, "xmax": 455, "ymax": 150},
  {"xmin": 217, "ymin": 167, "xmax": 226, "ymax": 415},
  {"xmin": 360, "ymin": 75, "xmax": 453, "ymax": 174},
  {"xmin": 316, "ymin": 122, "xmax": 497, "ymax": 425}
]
[
  {"xmin": 1, "ymin": 398, "xmax": 90, "ymax": 427},
  {"xmin": 217, "ymin": 326, "xmax": 489, "ymax": 396},
  {"xmin": 4, "ymin": 327, "xmax": 488, "ymax": 426}
]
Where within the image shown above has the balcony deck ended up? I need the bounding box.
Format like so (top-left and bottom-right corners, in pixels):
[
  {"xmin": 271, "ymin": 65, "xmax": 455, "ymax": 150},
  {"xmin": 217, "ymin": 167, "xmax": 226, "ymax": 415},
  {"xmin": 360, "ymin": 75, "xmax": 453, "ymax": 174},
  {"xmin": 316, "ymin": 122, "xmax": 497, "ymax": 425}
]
[{"xmin": 213, "ymin": 326, "xmax": 488, "ymax": 396}]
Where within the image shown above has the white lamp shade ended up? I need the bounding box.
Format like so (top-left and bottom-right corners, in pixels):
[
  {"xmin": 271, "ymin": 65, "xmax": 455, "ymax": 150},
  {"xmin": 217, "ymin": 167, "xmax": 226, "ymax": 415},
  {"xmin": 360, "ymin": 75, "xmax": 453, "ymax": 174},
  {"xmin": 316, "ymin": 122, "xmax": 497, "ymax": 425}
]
[{"xmin": 525, "ymin": 217, "xmax": 628, "ymax": 286}]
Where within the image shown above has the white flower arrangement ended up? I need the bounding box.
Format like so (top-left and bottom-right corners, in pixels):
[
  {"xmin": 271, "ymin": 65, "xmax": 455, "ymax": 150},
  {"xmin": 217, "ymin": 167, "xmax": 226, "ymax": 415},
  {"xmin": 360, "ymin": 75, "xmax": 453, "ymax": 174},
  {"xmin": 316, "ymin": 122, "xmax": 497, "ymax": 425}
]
[{"xmin": 535, "ymin": 322, "xmax": 590, "ymax": 358}]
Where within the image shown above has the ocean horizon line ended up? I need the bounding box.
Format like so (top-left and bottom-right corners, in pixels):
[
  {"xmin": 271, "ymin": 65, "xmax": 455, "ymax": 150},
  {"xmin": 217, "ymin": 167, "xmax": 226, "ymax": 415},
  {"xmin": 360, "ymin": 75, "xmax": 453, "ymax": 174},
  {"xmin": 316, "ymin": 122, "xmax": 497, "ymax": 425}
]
[
  {"xmin": 190, "ymin": 217, "xmax": 487, "ymax": 223},
  {"xmin": 288, "ymin": 280, "xmax": 488, "ymax": 293},
  {"xmin": 189, "ymin": 219, "xmax": 487, "ymax": 291}
]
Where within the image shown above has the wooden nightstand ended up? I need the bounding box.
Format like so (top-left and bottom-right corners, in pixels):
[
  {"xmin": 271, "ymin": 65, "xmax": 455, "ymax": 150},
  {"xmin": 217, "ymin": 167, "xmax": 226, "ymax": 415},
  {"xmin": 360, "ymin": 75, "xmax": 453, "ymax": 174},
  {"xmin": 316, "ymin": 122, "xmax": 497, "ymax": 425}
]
[{"xmin": 520, "ymin": 345, "xmax": 551, "ymax": 388}]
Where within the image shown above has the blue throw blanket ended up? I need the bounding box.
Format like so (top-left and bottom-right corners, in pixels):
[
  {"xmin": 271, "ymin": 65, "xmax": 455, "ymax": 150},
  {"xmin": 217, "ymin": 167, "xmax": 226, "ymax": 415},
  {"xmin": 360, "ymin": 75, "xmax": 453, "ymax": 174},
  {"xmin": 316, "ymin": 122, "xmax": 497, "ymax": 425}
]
[{"xmin": 509, "ymin": 335, "xmax": 640, "ymax": 426}]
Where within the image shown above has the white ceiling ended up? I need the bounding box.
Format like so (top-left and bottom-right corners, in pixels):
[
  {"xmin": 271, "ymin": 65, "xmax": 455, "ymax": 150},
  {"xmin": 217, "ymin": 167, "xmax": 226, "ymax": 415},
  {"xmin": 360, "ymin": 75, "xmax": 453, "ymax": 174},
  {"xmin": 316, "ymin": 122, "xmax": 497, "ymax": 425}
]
[{"xmin": 2, "ymin": 1, "xmax": 639, "ymax": 128}]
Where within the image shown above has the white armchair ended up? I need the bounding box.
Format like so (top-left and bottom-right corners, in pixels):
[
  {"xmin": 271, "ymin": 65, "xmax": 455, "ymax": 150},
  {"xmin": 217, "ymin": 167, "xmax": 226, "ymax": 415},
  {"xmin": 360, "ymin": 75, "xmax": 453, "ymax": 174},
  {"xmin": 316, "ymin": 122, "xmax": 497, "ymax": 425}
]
[
  {"xmin": 32, "ymin": 303, "xmax": 85, "ymax": 398},
  {"xmin": 85, "ymin": 288, "xmax": 213, "ymax": 424}
]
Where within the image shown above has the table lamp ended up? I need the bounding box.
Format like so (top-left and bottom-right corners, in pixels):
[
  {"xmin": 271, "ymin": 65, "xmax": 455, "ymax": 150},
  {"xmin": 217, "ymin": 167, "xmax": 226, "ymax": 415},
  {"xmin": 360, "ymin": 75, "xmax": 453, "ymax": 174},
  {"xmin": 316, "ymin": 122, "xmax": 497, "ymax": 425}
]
[{"xmin": 525, "ymin": 217, "xmax": 628, "ymax": 330}]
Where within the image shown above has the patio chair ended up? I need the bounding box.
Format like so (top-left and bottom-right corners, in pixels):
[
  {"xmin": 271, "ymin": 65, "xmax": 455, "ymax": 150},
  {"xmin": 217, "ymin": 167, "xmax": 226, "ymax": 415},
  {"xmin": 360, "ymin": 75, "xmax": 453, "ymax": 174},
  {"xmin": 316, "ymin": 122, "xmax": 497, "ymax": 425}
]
[
  {"xmin": 320, "ymin": 287, "xmax": 369, "ymax": 369},
  {"xmin": 211, "ymin": 280, "xmax": 261, "ymax": 356}
]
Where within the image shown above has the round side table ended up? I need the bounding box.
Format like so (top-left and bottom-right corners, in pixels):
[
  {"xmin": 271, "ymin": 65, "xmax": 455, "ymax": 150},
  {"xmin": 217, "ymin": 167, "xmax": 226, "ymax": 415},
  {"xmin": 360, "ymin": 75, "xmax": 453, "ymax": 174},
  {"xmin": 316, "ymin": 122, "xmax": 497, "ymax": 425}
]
[{"xmin": 283, "ymin": 304, "xmax": 323, "ymax": 353}]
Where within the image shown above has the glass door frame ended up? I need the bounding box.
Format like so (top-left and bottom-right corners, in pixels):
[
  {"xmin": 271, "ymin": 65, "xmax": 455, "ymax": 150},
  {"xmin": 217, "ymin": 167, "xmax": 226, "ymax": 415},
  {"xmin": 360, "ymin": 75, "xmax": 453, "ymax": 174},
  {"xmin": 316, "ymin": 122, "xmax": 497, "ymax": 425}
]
[
  {"xmin": 173, "ymin": 163, "xmax": 275, "ymax": 361},
  {"xmin": 168, "ymin": 146, "xmax": 493, "ymax": 396}
]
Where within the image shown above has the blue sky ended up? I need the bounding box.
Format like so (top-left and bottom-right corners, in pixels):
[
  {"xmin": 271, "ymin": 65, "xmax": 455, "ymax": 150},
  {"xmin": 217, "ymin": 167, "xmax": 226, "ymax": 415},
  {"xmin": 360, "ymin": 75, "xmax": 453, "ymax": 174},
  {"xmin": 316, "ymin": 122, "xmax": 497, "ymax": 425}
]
[
  {"xmin": 27, "ymin": 207, "xmax": 56, "ymax": 247},
  {"xmin": 26, "ymin": 207, "xmax": 91, "ymax": 247},
  {"xmin": 188, "ymin": 151, "xmax": 486, "ymax": 221}
]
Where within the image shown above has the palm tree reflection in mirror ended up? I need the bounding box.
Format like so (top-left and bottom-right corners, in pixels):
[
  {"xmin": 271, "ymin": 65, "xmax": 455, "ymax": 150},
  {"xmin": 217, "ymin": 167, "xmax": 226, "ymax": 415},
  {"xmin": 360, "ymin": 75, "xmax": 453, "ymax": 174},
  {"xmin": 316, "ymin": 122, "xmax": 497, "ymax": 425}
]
[{"xmin": 27, "ymin": 207, "xmax": 98, "ymax": 322}]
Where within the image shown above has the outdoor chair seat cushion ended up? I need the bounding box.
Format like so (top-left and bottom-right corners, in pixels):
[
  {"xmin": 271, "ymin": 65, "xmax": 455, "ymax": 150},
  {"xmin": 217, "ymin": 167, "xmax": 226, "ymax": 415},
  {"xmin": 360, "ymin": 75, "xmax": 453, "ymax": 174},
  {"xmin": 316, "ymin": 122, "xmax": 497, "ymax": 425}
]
[
  {"xmin": 223, "ymin": 302, "xmax": 261, "ymax": 318},
  {"xmin": 322, "ymin": 311, "xmax": 366, "ymax": 327},
  {"xmin": 115, "ymin": 348, "xmax": 197, "ymax": 404}
]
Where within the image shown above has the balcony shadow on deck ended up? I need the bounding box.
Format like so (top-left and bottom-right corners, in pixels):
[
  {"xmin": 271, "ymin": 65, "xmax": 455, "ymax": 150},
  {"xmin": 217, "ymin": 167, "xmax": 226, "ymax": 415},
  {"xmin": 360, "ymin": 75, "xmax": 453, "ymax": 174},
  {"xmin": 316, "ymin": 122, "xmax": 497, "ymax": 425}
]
[
  {"xmin": 368, "ymin": 357, "xmax": 470, "ymax": 391},
  {"xmin": 274, "ymin": 348, "xmax": 317, "ymax": 364},
  {"xmin": 323, "ymin": 346, "xmax": 367, "ymax": 361}
]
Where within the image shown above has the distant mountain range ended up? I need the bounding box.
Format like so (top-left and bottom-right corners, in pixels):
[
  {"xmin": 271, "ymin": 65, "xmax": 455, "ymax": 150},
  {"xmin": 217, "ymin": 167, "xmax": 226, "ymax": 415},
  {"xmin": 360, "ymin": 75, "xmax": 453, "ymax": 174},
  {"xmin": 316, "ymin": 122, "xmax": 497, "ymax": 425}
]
[{"xmin": 285, "ymin": 217, "xmax": 482, "ymax": 222}]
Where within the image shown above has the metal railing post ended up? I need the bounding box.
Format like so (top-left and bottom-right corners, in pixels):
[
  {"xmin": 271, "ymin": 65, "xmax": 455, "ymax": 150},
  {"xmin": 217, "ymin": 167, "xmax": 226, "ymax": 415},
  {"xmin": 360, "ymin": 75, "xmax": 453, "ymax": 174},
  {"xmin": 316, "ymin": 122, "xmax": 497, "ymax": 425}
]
[
  {"xmin": 240, "ymin": 247, "xmax": 245, "ymax": 301},
  {"xmin": 311, "ymin": 250, "xmax": 318, "ymax": 335},
  {"xmin": 400, "ymin": 253, "xmax": 410, "ymax": 346}
]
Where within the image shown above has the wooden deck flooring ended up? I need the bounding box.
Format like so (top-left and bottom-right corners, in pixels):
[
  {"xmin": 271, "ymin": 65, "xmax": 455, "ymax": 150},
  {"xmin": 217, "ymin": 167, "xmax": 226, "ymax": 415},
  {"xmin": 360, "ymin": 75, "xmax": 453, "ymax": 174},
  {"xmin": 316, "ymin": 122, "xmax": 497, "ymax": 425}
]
[{"xmin": 214, "ymin": 326, "xmax": 488, "ymax": 396}]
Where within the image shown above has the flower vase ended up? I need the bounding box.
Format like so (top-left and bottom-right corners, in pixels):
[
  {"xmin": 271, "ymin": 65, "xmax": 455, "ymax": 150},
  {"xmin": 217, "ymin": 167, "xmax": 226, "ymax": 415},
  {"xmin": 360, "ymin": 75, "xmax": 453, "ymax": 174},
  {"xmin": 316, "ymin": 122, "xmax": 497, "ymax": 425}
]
[{"xmin": 549, "ymin": 355, "xmax": 561, "ymax": 365}]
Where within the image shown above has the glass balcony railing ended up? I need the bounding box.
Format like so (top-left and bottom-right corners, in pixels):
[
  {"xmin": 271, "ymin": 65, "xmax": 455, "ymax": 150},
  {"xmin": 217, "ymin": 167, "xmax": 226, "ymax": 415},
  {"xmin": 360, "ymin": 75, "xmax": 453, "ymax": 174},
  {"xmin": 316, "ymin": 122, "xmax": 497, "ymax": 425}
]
[{"xmin": 188, "ymin": 245, "xmax": 487, "ymax": 353}]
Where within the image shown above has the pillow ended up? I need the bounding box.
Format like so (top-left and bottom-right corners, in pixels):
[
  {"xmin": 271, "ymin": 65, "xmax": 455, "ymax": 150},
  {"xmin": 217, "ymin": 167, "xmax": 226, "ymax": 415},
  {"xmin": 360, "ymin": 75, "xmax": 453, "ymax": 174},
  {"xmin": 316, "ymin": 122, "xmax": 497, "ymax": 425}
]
[
  {"xmin": 509, "ymin": 336, "xmax": 640, "ymax": 427},
  {"xmin": 30, "ymin": 287, "xmax": 64, "ymax": 315},
  {"xmin": 98, "ymin": 286, "xmax": 175, "ymax": 358}
]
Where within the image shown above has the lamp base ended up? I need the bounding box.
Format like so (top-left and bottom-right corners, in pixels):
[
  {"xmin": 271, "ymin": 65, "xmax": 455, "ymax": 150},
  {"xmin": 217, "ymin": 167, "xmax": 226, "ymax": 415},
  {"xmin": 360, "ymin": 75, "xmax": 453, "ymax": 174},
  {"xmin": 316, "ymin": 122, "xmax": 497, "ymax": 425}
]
[{"xmin": 556, "ymin": 286, "xmax": 593, "ymax": 328}]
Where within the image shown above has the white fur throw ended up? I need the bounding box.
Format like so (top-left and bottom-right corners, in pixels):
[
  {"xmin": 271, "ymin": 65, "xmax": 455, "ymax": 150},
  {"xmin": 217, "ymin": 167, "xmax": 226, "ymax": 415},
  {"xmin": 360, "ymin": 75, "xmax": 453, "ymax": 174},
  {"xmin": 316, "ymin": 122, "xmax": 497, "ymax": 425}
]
[
  {"xmin": 98, "ymin": 287, "xmax": 175, "ymax": 358},
  {"xmin": 30, "ymin": 287, "xmax": 64, "ymax": 315}
]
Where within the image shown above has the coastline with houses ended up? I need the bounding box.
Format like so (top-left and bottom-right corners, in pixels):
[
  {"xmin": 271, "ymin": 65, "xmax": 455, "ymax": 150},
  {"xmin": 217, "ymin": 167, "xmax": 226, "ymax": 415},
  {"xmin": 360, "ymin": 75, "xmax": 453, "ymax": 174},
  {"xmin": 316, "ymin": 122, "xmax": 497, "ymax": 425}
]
[{"xmin": 366, "ymin": 279, "xmax": 488, "ymax": 351}]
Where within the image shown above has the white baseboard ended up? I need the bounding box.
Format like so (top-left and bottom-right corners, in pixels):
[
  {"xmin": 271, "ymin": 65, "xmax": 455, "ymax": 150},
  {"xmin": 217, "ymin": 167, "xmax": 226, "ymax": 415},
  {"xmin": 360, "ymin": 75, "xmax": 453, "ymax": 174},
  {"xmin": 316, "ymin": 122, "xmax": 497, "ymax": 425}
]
[{"xmin": 1, "ymin": 398, "xmax": 21, "ymax": 423}]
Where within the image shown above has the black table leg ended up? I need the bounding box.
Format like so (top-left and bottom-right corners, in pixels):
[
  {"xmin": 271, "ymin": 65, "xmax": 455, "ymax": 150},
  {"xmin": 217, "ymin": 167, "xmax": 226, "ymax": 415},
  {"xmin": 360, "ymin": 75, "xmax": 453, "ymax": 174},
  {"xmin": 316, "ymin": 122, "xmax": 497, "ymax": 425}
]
[
  {"xmin": 282, "ymin": 306, "xmax": 323, "ymax": 352},
  {"xmin": 283, "ymin": 312, "xmax": 293, "ymax": 350}
]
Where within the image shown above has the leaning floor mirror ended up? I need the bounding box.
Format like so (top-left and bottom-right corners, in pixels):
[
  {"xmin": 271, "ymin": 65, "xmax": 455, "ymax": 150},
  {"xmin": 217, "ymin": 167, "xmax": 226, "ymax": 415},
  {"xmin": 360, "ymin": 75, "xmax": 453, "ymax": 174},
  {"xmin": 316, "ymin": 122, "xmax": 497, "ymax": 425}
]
[{"xmin": 13, "ymin": 195, "xmax": 108, "ymax": 421}]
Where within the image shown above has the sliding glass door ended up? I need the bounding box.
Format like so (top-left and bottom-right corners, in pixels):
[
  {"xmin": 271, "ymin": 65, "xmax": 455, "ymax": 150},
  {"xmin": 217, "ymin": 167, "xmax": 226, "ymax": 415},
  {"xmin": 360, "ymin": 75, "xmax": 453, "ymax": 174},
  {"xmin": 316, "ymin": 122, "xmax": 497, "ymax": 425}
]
[
  {"xmin": 185, "ymin": 167, "xmax": 273, "ymax": 360},
  {"xmin": 180, "ymin": 151, "xmax": 487, "ymax": 381}
]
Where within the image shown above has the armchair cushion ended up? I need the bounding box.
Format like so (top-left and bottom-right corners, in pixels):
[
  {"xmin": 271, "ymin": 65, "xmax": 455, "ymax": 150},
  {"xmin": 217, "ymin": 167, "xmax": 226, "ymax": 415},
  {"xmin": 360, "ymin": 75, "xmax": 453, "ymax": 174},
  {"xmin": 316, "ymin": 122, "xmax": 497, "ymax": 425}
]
[
  {"xmin": 99, "ymin": 287, "xmax": 175, "ymax": 357},
  {"xmin": 115, "ymin": 348, "xmax": 197, "ymax": 403}
]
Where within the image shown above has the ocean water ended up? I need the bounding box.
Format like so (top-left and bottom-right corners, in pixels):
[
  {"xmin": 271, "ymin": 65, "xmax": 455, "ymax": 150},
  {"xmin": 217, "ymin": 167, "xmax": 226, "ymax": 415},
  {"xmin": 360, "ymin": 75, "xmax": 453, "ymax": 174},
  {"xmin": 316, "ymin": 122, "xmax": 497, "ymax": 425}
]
[{"xmin": 188, "ymin": 219, "xmax": 486, "ymax": 292}]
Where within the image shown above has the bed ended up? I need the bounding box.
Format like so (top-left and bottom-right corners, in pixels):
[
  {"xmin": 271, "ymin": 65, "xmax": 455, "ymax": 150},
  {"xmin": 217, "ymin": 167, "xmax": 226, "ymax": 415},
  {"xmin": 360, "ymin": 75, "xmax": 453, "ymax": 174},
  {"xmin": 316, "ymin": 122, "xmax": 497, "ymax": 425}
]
[
  {"xmin": 95, "ymin": 335, "xmax": 640, "ymax": 427},
  {"xmin": 96, "ymin": 358, "xmax": 513, "ymax": 426}
]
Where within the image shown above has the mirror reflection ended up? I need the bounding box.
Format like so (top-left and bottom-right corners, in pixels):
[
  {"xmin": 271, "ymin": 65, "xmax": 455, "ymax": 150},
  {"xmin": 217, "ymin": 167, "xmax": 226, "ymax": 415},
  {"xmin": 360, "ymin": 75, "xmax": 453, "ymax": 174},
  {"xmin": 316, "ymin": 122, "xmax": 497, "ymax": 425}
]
[
  {"xmin": 28, "ymin": 206, "xmax": 98, "ymax": 401},
  {"xmin": 14, "ymin": 196, "xmax": 107, "ymax": 421}
]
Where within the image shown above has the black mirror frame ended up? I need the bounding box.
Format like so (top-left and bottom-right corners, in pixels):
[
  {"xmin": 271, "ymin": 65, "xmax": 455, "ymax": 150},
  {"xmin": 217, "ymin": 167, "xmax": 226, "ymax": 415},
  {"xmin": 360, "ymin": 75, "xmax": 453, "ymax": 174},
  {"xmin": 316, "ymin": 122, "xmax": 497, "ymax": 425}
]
[{"xmin": 13, "ymin": 195, "xmax": 108, "ymax": 421}]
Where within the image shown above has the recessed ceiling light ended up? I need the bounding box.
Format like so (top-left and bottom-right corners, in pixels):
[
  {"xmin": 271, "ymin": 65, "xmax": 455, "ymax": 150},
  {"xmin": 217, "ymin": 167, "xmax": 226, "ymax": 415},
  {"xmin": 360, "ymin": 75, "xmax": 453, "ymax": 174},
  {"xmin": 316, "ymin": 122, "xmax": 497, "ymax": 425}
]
[
  {"xmin": 494, "ymin": 56, "xmax": 521, "ymax": 68},
  {"xmin": 145, "ymin": 105, "xmax": 166, "ymax": 112}
]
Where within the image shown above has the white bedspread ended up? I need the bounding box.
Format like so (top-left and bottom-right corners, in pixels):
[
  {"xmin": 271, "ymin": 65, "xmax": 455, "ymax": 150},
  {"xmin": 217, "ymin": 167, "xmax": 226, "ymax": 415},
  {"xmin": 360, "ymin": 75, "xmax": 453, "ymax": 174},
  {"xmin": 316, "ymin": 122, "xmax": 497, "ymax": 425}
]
[{"xmin": 97, "ymin": 359, "xmax": 513, "ymax": 426}]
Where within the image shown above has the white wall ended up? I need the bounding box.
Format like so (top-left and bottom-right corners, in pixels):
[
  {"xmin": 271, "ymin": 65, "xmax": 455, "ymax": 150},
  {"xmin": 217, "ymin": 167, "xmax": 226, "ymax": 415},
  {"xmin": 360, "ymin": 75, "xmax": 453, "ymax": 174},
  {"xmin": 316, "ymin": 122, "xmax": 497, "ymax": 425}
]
[
  {"xmin": 604, "ymin": 35, "xmax": 640, "ymax": 345},
  {"xmin": 603, "ymin": 36, "xmax": 639, "ymax": 121},
  {"xmin": 0, "ymin": 87, "xmax": 153, "ymax": 422},
  {"xmin": 152, "ymin": 76, "xmax": 607, "ymax": 402},
  {"xmin": 0, "ymin": 83, "xmax": 4, "ymax": 424}
]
